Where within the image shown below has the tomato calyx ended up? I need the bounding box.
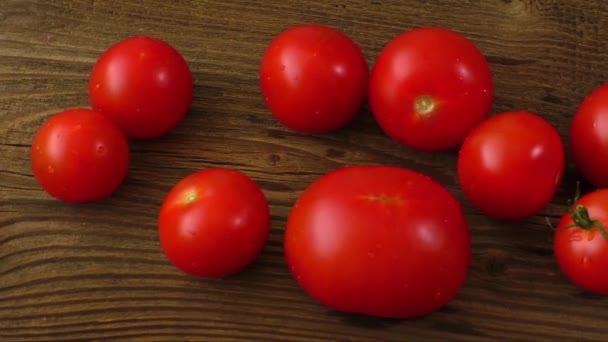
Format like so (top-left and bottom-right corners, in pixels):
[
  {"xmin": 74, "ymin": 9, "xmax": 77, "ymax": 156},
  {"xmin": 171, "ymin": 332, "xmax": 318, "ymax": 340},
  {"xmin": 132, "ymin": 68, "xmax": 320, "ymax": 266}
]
[
  {"xmin": 566, "ymin": 204, "xmax": 608, "ymax": 240},
  {"xmin": 414, "ymin": 95, "xmax": 437, "ymax": 117}
]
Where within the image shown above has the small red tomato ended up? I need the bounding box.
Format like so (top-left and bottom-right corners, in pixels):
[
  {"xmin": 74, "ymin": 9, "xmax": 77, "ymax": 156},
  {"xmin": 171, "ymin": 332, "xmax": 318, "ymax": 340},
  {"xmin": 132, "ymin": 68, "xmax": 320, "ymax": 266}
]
[
  {"xmin": 369, "ymin": 27, "xmax": 494, "ymax": 152},
  {"xmin": 89, "ymin": 35, "xmax": 193, "ymax": 140},
  {"xmin": 159, "ymin": 168, "xmax": 271, "ymax": 278},
  {"xmin": 554, "ymin": 189, "xmax": 608, "ymax": 294},
  {"xmin": 260, "ymin": 23, "xmax": 369, "ymax": 134},
  {"xmin": 570, "ymin": 83, "xmax": 608, "ymax": 188},
  {"xmin": 284, "ymin": 165, "xmax": 471, "ymax": 319},
  {"xmin": 30, "ymin": 108, "xmax": 130, "ymax": 203},
  {"xmin": 457, "ymin": 111, "xmax": 565, "ymax": 220}
]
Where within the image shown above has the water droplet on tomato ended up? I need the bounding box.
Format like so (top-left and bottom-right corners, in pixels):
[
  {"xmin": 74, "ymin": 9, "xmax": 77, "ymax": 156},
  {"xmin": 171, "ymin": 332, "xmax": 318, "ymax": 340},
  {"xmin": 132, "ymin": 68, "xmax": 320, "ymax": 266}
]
[
  {"xmin": 280, "ymin": 65, "xmax": 286, "ymax": 70},
  {"xmin": 443, "ymin": 219, "xmax": 448, "ymax": 223},
  {"xmin": 95, "ymin": 83, "xmax": 100, "ymax": 89},
  {"xmin": 136, "ymin": 108, "xmax": 142, "ymax": 113},
  {"xmin": 593, "ymin": 121, "xmax": 598, "ymax": 128},
  {"xmin": 582, "ymin": 256, "xmax": 589, "ymax": 267},
  {"xmin": 314, "ymin": 110, "xmax": 321, "ymax": 117},
  {"xmin": 47, "ymin": 165, "xmax": 55, "ymax": 174},
  {"xmin": 264, "ymin": 96, "xmax": 270, "ymax": 102},
  {"xmin": 96, "ymin": 144, "xmax": 106, "ymax": 154}
]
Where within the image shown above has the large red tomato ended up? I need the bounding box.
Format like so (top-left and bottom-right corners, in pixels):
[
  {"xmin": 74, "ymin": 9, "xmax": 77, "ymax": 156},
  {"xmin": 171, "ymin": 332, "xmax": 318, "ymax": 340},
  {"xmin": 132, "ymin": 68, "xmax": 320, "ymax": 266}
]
[
  {"xmin": 570, "ymin": 83, "xmax": 608, "ymax": 188},
  {"xmin": 284, "ymin": 165, "xmax": 471, "ymax": 319},
  {"xmin": 30, "ymin": 108, "xmax": 130, "ymax": 203},
  {"xmin": 369, "ymin": 27, "xmax": 494, "ymax": 152},
  {"xmin": 457, "ymin": 111, "xmax": 565, "ymax": 220},
  {"xmin": 159, "ymin": 168, "xmax": 271, "ymax": 279},
  {"xmin": 554, "ymin": 189, "xmax": 608, "ymax": 294},
  {"xmin": 260, "ymin": 24, "xmax": 369, "ymax": 134},
  {"xmin": 89, "ymin": 35, "xmax": 193, "ymax": 140}
]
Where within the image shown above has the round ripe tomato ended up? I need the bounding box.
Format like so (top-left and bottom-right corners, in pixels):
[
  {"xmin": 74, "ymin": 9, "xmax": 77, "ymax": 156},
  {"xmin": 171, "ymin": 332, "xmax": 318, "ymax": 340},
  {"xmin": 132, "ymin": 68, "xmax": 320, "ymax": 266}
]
[
  {"xmin": 260, "ymin": 24, "xmax": 369, "ymax": 134},
  {"xmin": 570, "ymin": 83, "xmax": 608, "ymax": 188},
  {"xmin": 30, "ymin": 108, "xmax": 130, "ymax": 203},
  {"xmin": 457, "ymin": 111, "xmax": 565, "ymax": 220},
  {"xmin": 554, "ymin": 189, "xmax": 608, "ymax": 294},
  {"xmin": 89, "ymin": 35, "xmax": 193, "ymax": 140},
  {"xmin": 369, "ymin": 27, "xmax": 494, "ymax": 152},
  {"xmin": 284, "ymin": 165, "xmax": 471, "ymax": 319},
  {"xmin": 159, "ymin": 168, "xmax": 271, "ymax": 279}
]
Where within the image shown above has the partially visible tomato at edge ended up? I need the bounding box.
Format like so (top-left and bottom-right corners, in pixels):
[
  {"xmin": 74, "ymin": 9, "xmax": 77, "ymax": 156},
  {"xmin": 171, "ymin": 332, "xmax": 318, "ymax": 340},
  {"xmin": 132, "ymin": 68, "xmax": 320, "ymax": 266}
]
[
  {"xmin": 89, "ymin": 35, "xmax": 193, "ymax": 140},
  {"xmin": 554, "ymin": 189, "xmax": 608, "ymax": 295},
  {"xmin": 284, "ymin": 165, "xmax": 471, "ymax": 319},
  {"xmin": 30, "ymin": 108, "xmax": 130, "ymax": 203},
  {"xmin": 158, "ymin": 168, "xmax": 271, "ymax": 279},
  {"xmin": 260, "ymin": 23, "xmax": 369, "ymax": 134},
  {"xmin": 570, "ymin": 83, "xmax": 608, "ymax": 188},
  {"xmin": 369, "ymin": 27, "xmax": 494, "ymax": 152},
  {"xmin": 457, "ymin": 111, "xmax": 565, "ymax": 221}
]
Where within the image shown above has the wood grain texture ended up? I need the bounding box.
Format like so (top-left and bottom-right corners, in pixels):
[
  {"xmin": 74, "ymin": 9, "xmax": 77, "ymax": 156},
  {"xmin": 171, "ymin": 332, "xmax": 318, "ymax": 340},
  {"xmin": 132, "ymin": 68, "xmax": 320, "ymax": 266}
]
[{"xmin": 2, "ymin": 0, "xmax": 608, "ymax": 340}]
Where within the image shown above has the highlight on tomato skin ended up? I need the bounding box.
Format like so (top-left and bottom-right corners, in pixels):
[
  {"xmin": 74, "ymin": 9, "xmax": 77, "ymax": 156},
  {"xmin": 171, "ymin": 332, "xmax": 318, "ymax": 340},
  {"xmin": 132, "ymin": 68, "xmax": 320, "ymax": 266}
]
[
  {"xmin": 283, "ymin": 165, "xmax": 472, "ymax": 319},
  {"xmin": 88, "ymin": 35, "xmax": 194, "ymax": 140},
  {"xmin": 158, "ymin": 168, "xmax": 271, "ymax": 279},
  {"xmin": 30, "ymin": 108, "xmax": 130, "ymax": 203},
  {"xmin": 554, "ymin": 189, "xmax": 608, "ymax": 295}
]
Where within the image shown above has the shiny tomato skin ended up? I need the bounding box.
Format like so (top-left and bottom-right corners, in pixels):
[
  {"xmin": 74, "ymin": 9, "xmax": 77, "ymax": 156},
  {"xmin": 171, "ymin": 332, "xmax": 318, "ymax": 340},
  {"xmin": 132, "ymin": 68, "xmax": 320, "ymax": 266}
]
[
  {"xmin": 89, "ymin": 35, "xmax": 193, "ymax": 140},
  {"xmin": 159, "ymin": 168, "xmax": 271, "ymax": 279},
  {"xmin": 457, "ymin": 111, "xmax": 565, "ymax": 220},
  {"xmin": 369, "ymin": 27, "xmax": 494, "ymax": 152},
  {"xmin": 554, "ymin": 189, "xmax": 608, "ymax": 294},
  {"xmin": 30, "ymin": 108, "xmax": 130, "ymax": 203},
  {"xmin": 284, "ymin": 165, "xmax": 471, "ymax": 319},
  {"xmin": 570, "ymin": 83, "xmax": 608, "ymax": 188},
  {"xmin": 260, "ymin": 24, "xmax": 369, "ymax": 134}
]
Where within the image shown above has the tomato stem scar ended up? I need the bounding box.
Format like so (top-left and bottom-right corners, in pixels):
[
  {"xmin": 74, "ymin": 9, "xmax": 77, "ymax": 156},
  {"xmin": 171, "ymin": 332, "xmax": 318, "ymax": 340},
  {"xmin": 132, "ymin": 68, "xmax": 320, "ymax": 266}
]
[
  {"xmin": 414, "ymin": 95, "xmax": 436, "ymax": 116},
  {"xmin": 364, "ymin": 194, "xmax": 403, "ymax": 204},
  {"xmin": 184, "ymin": 191, "xmax": 198, "ymax": 205}
]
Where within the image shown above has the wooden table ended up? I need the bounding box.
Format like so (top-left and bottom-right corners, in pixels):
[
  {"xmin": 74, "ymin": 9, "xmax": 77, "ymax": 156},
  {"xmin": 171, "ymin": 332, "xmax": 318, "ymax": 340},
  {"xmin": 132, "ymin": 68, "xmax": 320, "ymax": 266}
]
[{"xmin": 2, "ymin": 1, "xmax": 607, "ymax": 341}]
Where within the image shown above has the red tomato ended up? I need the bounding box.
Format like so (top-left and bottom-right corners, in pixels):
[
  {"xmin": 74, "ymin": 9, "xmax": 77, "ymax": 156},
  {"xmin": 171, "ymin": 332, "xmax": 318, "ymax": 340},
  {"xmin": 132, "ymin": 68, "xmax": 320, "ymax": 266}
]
[
  {"xmin": 159, "ymin": 168, "xmax": 271, "ymax": 278},
  {"xmin": 570, "ymin": 83, "xmax": 608, "ymax": 188},
  {"xmin": 284, "ymin": 165, "xmax": 471, "ymax": 319},
  {"xmin": 457, "ymin": 111, "xmax": 565, "ymax": 220},
  {"xmin": 554, "ymin": 189, "xmax": 608, "ymax": 294},
  {"xmin": 89, "ymin": 35, "xmax": 193, "ymax": 140},
  {"xmin": 260, "ymin": 24, "xmax": 369, "ymax": 134},
  {"xmin": 369, "ymin": 27, "xmax": 494, "ymax": 152},
  {"xmin": 30, "ymin": 108, "xmax": 130, "ymax": 203}
]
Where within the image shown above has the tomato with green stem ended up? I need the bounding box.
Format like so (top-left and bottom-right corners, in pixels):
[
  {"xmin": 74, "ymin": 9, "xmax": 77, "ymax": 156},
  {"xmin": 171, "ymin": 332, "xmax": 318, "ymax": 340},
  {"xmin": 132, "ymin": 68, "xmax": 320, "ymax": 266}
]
[{"xmin": 554, "ymin": 188, "xmax": 608, "ymax": 295}]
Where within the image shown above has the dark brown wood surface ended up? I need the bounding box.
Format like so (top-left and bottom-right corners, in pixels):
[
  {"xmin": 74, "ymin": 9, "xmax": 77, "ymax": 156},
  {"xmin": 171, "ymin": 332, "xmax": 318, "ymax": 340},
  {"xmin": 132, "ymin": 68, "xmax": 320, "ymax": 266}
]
[{"xmin": 2, "ymin": 0, "xmax": 608, "ymax": 341}]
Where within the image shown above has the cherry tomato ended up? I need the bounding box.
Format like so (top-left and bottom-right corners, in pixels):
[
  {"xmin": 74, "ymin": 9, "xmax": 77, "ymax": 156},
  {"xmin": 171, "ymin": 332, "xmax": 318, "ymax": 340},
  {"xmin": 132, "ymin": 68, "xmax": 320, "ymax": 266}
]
[
  {"xmin": 554, "ymin": 189, "xmax": 608, "ymax": 295},
  {"xmin": 260, "ymin": 24, "xmax": 369, "ymax": 134},
  {"xmin": 570, "ymin": 83, "xmax": 608, "ymax": 188},
  {"xmin": 284, "ymin": 165, "xmax": 471, "ymax": 319},
  {"xmin": 369, "ymin": 27, "xmax": 494, "ymax": 152},
  {"xmin": 159, "ymin": 168, "xmax": 271, "ymax": 278},
  {"xmin": 89, "ymin": 35, "xmax": 193, "ymax": 140},
  {"xmin": 457, "ymin": 111, "xmax": 565, "ymax": 220},
  {"xmin": 30, "ymin": 108, "xmax": 130, "ymax": 203}
]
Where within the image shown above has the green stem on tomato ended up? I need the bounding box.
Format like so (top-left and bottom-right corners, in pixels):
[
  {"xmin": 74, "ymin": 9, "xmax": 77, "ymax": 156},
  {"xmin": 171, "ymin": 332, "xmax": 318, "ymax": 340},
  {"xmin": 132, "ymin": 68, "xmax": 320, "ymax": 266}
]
[{"xmin": 566, "ymin": 204, "xmax": 608, "ymax": 241}]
